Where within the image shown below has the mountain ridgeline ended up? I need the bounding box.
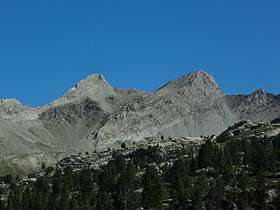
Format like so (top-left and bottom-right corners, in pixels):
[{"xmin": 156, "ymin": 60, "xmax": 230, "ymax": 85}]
[{"xmin": 0, "ymin": 70, "xmax": 279, "ymax": 174}]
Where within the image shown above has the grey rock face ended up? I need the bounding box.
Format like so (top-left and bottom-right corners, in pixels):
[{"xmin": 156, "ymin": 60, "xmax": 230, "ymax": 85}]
[
  {"xmin": 226, "ymin": 89, "xmax": 280, "ymax": 122},
  {"xmin": 39, "ymin": 98, "xmax": 109, "ymax": 150},
  {"xmin": 92, "ymin": 71, "xmax": 236, "ymax": 151},
  {"xmin": 51, "ymin": 74, "xmax": 116, "ymax": 113},
  {"xmin": 0, "ymin": 99, "xmax": 37, "ymax": 120},
  {"xmin": 0, "ymin": 70, "xmax": 279, "ymax": 174},
  {"xmin": 216, "ymin": 119, "xmax": 280, "ymax": 143}
]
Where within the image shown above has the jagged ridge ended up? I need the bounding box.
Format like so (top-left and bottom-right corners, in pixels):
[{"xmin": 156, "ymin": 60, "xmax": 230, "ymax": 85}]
[{"xmin": 0, "ymin": 70, "xmax": 279, "ymax": 175}]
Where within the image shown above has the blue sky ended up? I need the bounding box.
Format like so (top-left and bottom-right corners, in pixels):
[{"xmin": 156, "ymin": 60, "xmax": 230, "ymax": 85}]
[{"xmin": 0, "ymin": 0, "xmax": 279, "ymax": 106}]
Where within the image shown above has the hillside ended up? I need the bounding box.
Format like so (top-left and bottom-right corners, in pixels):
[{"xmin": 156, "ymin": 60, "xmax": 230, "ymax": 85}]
[
  {"xmin": 0, "ymin": 119, "xmax": 280, "ymax": 209},
  {"xmin": 0, "ymin": 70, "xmax": 279, "ymax": 174}
]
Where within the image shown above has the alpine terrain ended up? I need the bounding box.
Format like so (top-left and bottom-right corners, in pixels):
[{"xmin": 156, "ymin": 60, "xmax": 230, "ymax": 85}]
[{"xmin": 0, "ymin": 70, "xmax": 279, "ymax": 175}]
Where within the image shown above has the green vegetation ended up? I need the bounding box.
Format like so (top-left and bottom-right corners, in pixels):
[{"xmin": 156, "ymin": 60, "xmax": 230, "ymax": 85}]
[{"xmin": 1, "ymin": 134, "xmax": 280, "ymax": 210}]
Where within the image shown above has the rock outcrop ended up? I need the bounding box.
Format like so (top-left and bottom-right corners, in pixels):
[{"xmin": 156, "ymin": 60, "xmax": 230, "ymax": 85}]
[
  {"xmin": 216, "ymin": 119, "xmax": 280, "ymax": 143},
  {"xmin": 226, "ymin": 88, "xmax": 280, "ymax": 122},
  {"xmin": 0, "ymin": 70, "xmax": 279, "ymax": 174}
]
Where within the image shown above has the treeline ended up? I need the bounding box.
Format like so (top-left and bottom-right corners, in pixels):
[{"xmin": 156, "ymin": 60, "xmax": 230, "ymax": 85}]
[{"xmin": 1, "ymin": 134, "xmax": 280, "ymax": 210}]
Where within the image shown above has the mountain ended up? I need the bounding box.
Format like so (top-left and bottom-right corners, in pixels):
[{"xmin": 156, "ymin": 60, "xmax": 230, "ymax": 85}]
[
  {"xmin": 0, "ymin": 70, "xmax": 279, "ymax": 175},
  {"xmin": 226, "ymin": 88, "xmax": 280, "ymax": 122},
  {"xmin": 1, "ymin": 119, "xmax": 280, "ymax": 209},
  {"xmin": 93, "ymin": 71, "xmax": 236, "ymax": 150},
  {"xmin": 51, "ymin": 74, "xmax": 116, "ymax": 113}
]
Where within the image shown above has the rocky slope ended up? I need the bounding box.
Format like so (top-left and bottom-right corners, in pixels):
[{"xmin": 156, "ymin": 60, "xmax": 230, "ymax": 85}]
[
  {"xmin": 226, "ymin": 88, "xmax": 280, "ymax": 122},
  {"xmin": 0, "ymin": 70, "xmax": 279, "ymax": 174},
  {"xmin": 1, "ymin": 119, "xmax": 280, "ymax": 210},
  {"xmin": 92, "ymin": 71, "xmax": 237, "ymax": 151}
]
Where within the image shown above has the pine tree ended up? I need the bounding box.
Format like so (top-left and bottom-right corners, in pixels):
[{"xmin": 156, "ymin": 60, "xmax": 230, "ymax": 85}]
[
  {"xmin": 215, "ymin": 149, "xmax": 225, "ymax": 173},
  {"xmin": 254, "ymin": 173, "xmax": 269, "ymax": 210},
  {"xmin": 273, "ymin": 182, "xmax": 280, "ymax": 210},
  {"xmin": 58, "ymin": 194, "xmax": 69, "ymax": 210},
  {"xmin": 206, "ymin": 177, "xmax": 225, "ymax": 210},
  {"xmin": 42, "ymin": 162, "xmax": 46, "ymax": 170},
  {"xmin": 169, "ymin": 158, "xmax": 192, "ymax": 209},
  {"xmin": 0, "ymin": 199, "xmax": 6, "ymax": 210},
  {"xmin": 223, "ymin": 145, "xmax": 234, "ymax": 182},
  {"xmin": 79, "ymin": 168, "xmax": 94, "ymax": 207},
  {"xmin": 142, "ymin": 165, "xmax": 167, "ymax": 210},
  {"xmin": 96, "ymin": 189, "xmax": 113, "ymax": 210},
  {"xmin": 197, "ymin": 139, "xmax": 217, "ymax": 169},
  {"xmin": 113, "ymin": 161, "xmax": 136, "ymax": 210},
  {"xmin": 69, "ymin": 196, "xmax": 79, "ymax": 210},
  {"xmin": 7, "ymin": 194, "xmax": 15, "ymax": 210},
  {"xmin": 22, "ymin": 187, "xmax": 34, "ymax": 210},
  {"xmin": 191, "ymin": 174, "xmax": 208, "ymax": 210},
  {"xmin": 237, "ymin": 172, "xmax": 253, "ymax": 210},
  {"xmin": 7, "ymin": 185, "xmax": 23, "ymax": 210}
]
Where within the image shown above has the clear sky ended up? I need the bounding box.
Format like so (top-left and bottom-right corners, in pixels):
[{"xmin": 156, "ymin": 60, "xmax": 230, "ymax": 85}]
[{"xmin": 0, "ymin": 0, "xmax": 279, "ymax": 106}]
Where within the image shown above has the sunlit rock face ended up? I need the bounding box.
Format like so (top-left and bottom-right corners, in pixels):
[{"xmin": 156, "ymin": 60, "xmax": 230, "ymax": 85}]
[
  {"xmin": 226, "ymin": 88, "xmax": 280, "ymax": 122},
  {"xmin": 0, "ymin": 70, "xmax": 279, "ymax": 174}
]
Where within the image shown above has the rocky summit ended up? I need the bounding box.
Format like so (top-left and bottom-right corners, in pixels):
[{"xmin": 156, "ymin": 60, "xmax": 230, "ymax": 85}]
[{"xmin": 0, "ymin": 70, "xmax": 279, "ymax": 175}]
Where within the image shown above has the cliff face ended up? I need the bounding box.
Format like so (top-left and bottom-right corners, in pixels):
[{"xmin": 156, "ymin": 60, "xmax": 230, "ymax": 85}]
[
  {"xmin": 92, "ymin": 71, "xmax": 237, "ymax": 150},
  {"xmin": 226, "ymin": 89, "xmax": 280, "ymax": 122},
  {"xmin": 0, "ymin": 70, "xmax": 279, "ymax": 174}
]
